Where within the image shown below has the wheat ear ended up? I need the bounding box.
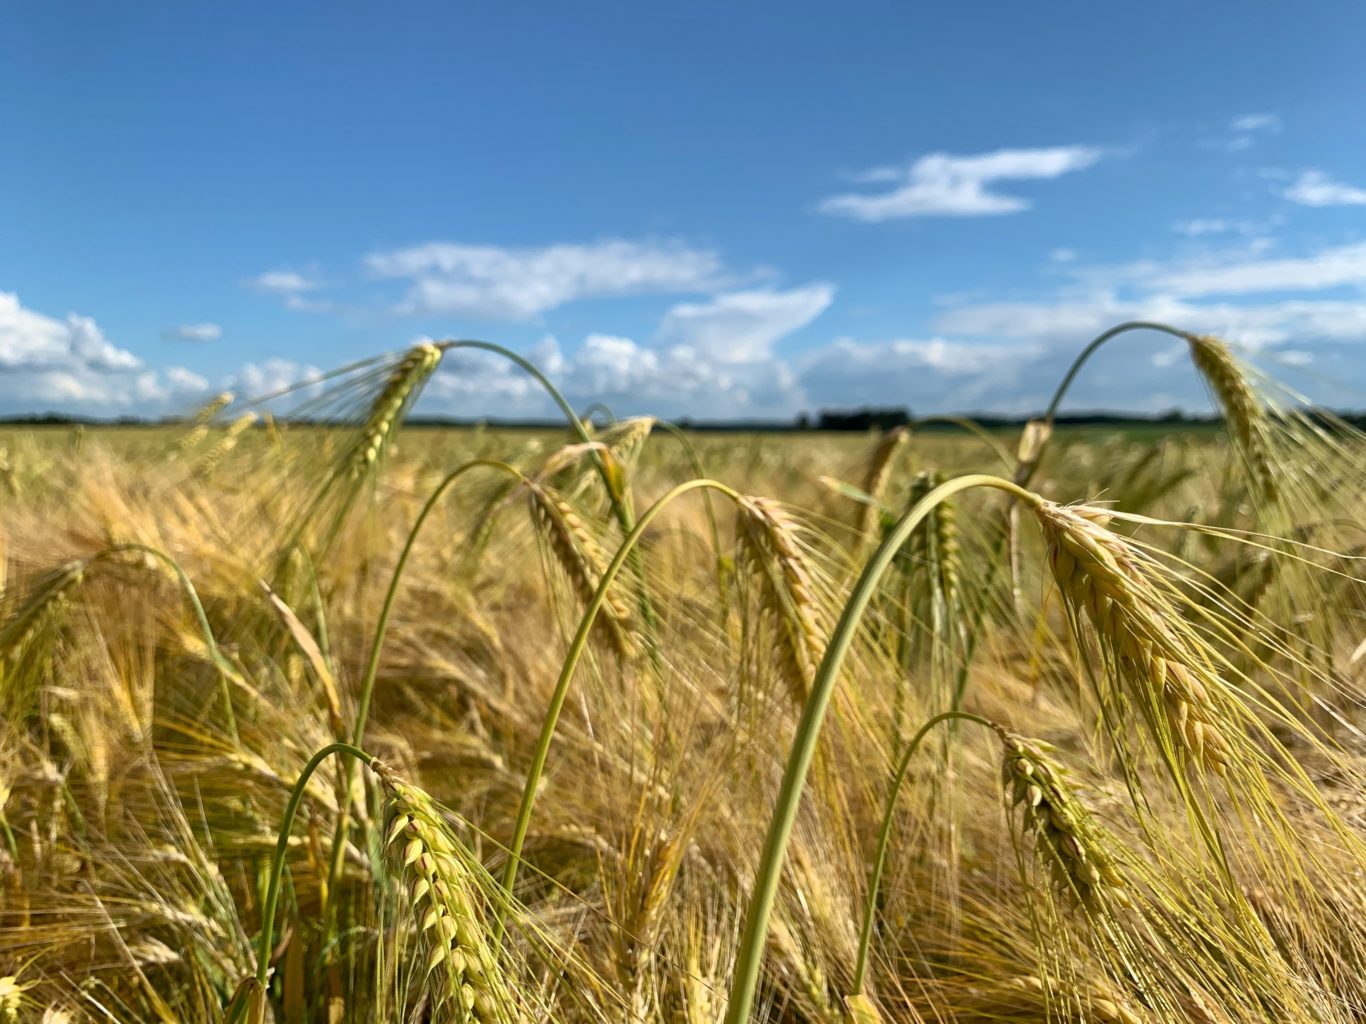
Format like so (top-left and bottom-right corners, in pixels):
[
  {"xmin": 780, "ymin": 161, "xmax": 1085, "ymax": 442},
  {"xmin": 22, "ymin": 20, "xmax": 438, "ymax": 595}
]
[
  {"xmin": 193, "ymin": 412, "xmax": 258, "ymax": 477},
  {"xmin": 376, "ymin": 763, "xmax": 522, "ymax": 1024},
  {"xmin": 0, "ymin": 562, "xmax": 87, "ymax": 663},
  {"xmin": 995, "ymin": 727, "xmax": 1127, "ymax": 910},
  {"xmin": 525, "ymin": 482, "xmax": 634, "ymax": 658},
  {"xmin": 1034, "ymin": 502, "xmax": 1230, "ymax": 774},
  {"xmin": 353, "ymin": 342, "xmax": 442, "ymax": 476},
  {"xmin": 1187, "ymin": 333, "xmax": 1277, "ymax": 502},
  {"xmin": 173, "ymin": 391, "xmax": 233, "ymax": 454},
  {"xmin": 859, "ymin": 426, "xmax": 909, "ymax": 536},
  {"xmin": 736, "ymin": 496, "xmax": 826, "ymax": 705}
]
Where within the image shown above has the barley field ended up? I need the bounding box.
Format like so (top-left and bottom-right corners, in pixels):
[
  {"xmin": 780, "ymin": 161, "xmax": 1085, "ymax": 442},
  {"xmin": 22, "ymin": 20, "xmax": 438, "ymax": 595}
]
[{"xmin": 1, "ymin": 326, "xmax": 1364, "ymax": 1024}]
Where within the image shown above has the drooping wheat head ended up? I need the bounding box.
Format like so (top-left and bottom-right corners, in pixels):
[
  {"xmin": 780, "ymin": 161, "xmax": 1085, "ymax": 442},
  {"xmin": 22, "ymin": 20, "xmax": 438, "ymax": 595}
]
[
  {"xmin": 173, "ymin": 391, "xmax": 234, "ymax": 455},
  {"xmin": 193, "ymin": 412, "xmax": 258, "ymax": 478},
  {"xmin": 736, "ymin": 496, "xmax": 827, "ymax": 706},
  {"xmin": 994, "ymin": 727, "xmax": 1127, "ymax": 912},
  {"xmin": 0, "ymin": 562, "xmax": 87, "ymax": 667},
  {"xmin": 376, "ymin": 762, "xmax": 522, "ymax": 1024},
  {"xmin": 858, "ymin": 426, "xmax": 909, "ymax": 537},
  {"xmin": 525, "ymin": 481, "xmax": 634, "ymax": 659},
  {"xmin": 1187, "ymin": 333, "xmax": 1277, "ymax": 503},
  {"xmin": 1033, "ymin": 502, "xmax": 1231, "ymax": 775},
  {"xmin": 352, "ymin": 342, "xmax": 443, "ymax": 478}
]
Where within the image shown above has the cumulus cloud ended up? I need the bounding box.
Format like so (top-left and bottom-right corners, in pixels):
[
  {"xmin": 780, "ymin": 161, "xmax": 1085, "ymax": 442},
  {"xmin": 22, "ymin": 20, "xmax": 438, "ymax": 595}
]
[
  {"xmin": 818, "ymin": 145, "xmax": 1104, "ymax": 221},
  {"xmin": 163, "ymin": 322, "xmax": 223, "ymax": 342},
  {"xmin": 0, "ymin": 292, "xmax": 140, "ymax": 373},
  {"xmin": 226, "ymin": 358, "xmax": 325, "ymax": 397},
  {"xmin": 655, "ymin": 284, "xmax": 835, "ymax": 363},
  {"xmin": 0, "ymin": 293, "xmax": 218, "ymax": 413},
  {"xmin": 1283, "ymin": 170, "xmax": 1366, "ymax": 207},
  {"xmin": 365, "ymin": 238, "xmax": 729, "ymax": 319}
]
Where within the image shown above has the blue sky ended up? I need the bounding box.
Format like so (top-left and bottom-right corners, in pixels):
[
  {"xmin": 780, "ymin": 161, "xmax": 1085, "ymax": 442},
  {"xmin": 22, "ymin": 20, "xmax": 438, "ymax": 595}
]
[{"xmin": 4, "ymin": 2, "xmax": 1366, "ymax": 419}]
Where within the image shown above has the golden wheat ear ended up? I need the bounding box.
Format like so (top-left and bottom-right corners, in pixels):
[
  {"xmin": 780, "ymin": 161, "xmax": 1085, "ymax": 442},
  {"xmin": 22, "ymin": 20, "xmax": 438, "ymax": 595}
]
[
  {"xmin": 525, "ymin": 481, "xmax": 635, "ymax": 659},
  {"xmin": 735, "ymin": 495, "xmax": 828, "ymax": 707},
  {"xmin": 995, "ymin": 728, "xmax": 1127, "ymax": 912},
  {"xmin": 376, "ymin": 763, "xmax": 524, "ymax": 1024},
  {"xmin": 1186, "ymin": 333, "xmax": 1278, "ymax": 503},
  {"xmin": 1033, "ymin": 501, "xmax": 1232, "ymax": 776}
]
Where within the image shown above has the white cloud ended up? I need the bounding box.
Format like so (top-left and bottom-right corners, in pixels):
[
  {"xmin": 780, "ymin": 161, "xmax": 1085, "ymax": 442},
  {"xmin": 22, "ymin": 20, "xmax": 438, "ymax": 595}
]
[
  {"xmin": 818, "ymin": 145, "xmax": 1105, "ymax": 221},
  {"xmin": 1230, "ymin": 113, "xmax": 1281, "ymax": 134},
  {"xmin": 1174, "ymin": 219, "xmax": 1239, "ymax": 237},
  {"xmin": 0, "ymin": 293, "xmax": 225, "ymax": 413},
  {"xmin": 163, "ymin": 322, "xmax": 223, "ymax": 342},
  {"xmin": 1213, "ymin": 113, "xmax": 1282, "ymax": 153},
  {"xmin": 1145, "ymin": 240, "xmax": 1366, "ymax": 296},
  {"xmin": 420, "ymin": 285, "xmax": 829, "ymax": 418},
  {"xmin": 364, "ymin": 238, "xmax": 729, "ymax": 319},
  {"xmin": 1050, "ymin": 248, "xmax": 1077, "ymax": 263},
  {"xmin": 227, "ymin": 358, "xmax": 325, "ymax": 397},
  {"xmin": 0, "ymin": 292, "xmax": 139, "ymax": 373},
  {"xmin": 1283, "ymin": 170, "xmax": 1366, "ymax": 207},
  {"xmin": 246, "ymin": 270, "xmax": 321, "ymax": 294},
  {"xmin": 655, "ymin": 284, "xmax": 835, "ymax": 363}
]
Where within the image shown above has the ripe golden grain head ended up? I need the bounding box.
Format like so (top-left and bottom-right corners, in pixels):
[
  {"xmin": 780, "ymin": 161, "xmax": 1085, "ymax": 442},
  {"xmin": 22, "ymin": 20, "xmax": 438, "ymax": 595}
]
[
  {"xmin": 736, "ymin": 495, "xmax": 826, "ymax": 705},
  {"xmin": 1186, "ymin": 333, "xmax": 1277, "ymax": 502},
  {"xmin": 859, "ymin": 426, "xmax": 910, "ymax": 535},
  {"xmin": 376, "ymin": 762, "xmax": 522, "ymax": 1024},
  {"xmin": 525, "ymin": 482, "xmax": 634, "ymax": 658},
  {"xmin": 996, "ymin": 727, "xmax": 1127, "ymax": 911},
  {"xmin": 353, "ymin": 342, "xmax": 442, "ymax": 477},
  {"xmin": 1033, "ymin": 502, "xmax": 1231, "ymax": 775}
]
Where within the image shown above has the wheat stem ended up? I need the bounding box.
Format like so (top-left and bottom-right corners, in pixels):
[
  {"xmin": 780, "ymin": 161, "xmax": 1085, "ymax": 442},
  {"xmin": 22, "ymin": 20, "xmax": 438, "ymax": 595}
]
[
  {"xmin": 852, "ymin": 709, "xmax": 998, "ymax": 995},
  {"xmin": 723, "ymin": 474, "xmax": 1043, "ymax": 1024},
  {"xmin": 496, "ymin": 478, "xmax": 743, "ymax": 940},
  {"xmin": 238, "ymin": 741, "xmax": 377, "ymax": 1020}
]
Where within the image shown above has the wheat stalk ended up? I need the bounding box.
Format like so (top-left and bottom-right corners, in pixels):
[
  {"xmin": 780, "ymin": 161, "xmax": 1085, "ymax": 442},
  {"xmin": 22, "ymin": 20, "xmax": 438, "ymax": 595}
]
[
  {"xmin": 1033, "ymin": 501, "xmax": 1231, "ymax": 774},
  {"xmin": 1187, "ymin": 333, "xmax": 1277, "ymax": 502}
]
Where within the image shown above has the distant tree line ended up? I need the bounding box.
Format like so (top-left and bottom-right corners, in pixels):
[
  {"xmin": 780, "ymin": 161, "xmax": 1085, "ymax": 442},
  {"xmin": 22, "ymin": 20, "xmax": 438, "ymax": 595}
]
[{"xmin": 6, "ymin": 407, "xmax": 1366, "ymax": 432}]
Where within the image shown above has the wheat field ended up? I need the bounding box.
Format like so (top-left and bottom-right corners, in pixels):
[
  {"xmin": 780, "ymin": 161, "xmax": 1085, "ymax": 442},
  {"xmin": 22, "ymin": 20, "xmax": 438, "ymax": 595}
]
[{"xmin": 0, "ymin": 325, "xmax": 1364, "ymax": 1023}]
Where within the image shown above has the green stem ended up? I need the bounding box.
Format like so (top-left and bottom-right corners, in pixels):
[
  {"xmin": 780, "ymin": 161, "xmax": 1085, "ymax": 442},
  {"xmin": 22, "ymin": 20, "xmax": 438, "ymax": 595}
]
[
  {"xmin": 324, "ymin": 459, "xmax": 520, "ymax": 921},
  {"xmin": 437, "ymin": 340, "xmax": 663, "ymax": 665},
  {"xmin": 351, "ymin": 459, "xmax": 520, "ymax": 746},
  {"xmin": 908, "ymin": 416, "xmax": 1014, "ymax": 469},
  {"xmin": 851, "ymin": 710, "xmax": 998, "ymax": 995},
  {"xmin": 722, "ymin": 474, "xmax": 1042, "ymax": 1024},
  {"xmin": 252, "ymin": 742, "xmax": 376, "ymax": 992},
  {"xmin": 1030, "ymin": 321, "xmax": 1193, "ymax": 488},
  {"xmin": 495, "ymin": 478, "xmax": 742, "ymax": 940}
]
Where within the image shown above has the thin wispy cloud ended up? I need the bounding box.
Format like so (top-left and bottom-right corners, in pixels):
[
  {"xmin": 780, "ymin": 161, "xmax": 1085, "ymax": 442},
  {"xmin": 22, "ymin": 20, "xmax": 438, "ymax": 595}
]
[
  {"xmin": 245, "ymin": 270, "xmax": 321, "ymax": 294},
  {"xmin": 1283, "ymin": 169, "xmax": 1366, "ymax": 207},
  {"xmin": 1217, "ymin": 112, "xmax": 1283, "ymax": 152},
  {"xmin": 162, "ymin": 323, "xmax": 223, "ymax": 342},
  {"xmin": 364, "ymin": 238, "xmax": 732, "ymax": 319},
  {"xmin": 818, "ymin": 145, "xmax": 1105, "ymax": 221}
]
